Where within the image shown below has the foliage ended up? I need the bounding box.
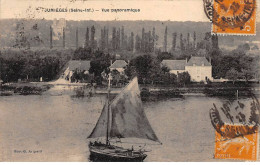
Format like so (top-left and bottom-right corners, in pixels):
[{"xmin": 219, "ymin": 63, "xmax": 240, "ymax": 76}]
[
  {"xmin": 73, "ymin": 47, "xmax": 92, "ymax": 60},
  {"xmin": 0, "ymin": 49, "xmax": 71, "ymax": 83},
  {"xmin": 125, "ymin": 54, "xmax": 178, "ymax": 85},
  {"xmin": 210, "ymin": 47, "xmax": 256, "ymax": 81},
  {"xmin": 225, "ymin": 68, "xmax": 240, "ymax": 84},
  {"xmin": 157, "ymin": 52, "xmax": 173, "ymax": 61},
  {"xmin": 177, "ymin": 72, "xmax": 191, "ymax": 86},
  {"xmin": 71, "ymin": 70, "xmax": 93, "ymax": 83},
  {"xmin": 89, "ymin": 51, "xmax": 112, "ymax": 84},
  {"xmin": 110, "ymin": 69, "xmax": 128, "ymax": 86}
]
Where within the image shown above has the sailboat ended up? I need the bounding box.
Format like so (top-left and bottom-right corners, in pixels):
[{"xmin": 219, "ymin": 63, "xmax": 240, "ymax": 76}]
[{"xmin": 88, "ymin": 76, "xmax": 161, "ymax": 162}]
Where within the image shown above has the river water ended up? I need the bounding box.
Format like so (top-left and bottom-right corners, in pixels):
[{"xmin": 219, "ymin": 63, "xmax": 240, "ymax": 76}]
[{"xmin": 0, "ymin": 86, "xmax": 259, "ymax": 161}]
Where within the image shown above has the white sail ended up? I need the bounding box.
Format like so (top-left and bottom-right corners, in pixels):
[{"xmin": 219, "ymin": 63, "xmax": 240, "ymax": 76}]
[
  {"xmin": 88, "ymin": 77, "xmax": 160, "ymax": 143},
  {"xmin": 88, "ymin": 101, "xmax": 108, "ymax": 138}
]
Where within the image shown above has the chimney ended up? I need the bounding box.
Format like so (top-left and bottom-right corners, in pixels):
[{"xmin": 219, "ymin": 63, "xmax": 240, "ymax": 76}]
[
  {"xmin": 127, "ymin": 60, "xmax": 130, "ymax": 64},
  {"xmin": 110, "ymin": 60, "xmax": 113, "ymax": 66},
  {"xmin": 209, "ymin": 57, "xmax": 211, "ymax": 64},
  {"xmin": 186, "ymin": 58, "xmax": 188, "ymax": 64}
]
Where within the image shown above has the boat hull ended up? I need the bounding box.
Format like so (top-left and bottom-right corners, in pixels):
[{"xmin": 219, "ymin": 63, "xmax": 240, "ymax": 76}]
[{"xmin": 89, "ymin": 145, "xmax": 147, "ymax": 162}]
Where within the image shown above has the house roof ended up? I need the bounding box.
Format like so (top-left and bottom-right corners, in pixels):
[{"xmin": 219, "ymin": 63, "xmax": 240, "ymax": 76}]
[
  {"xmin": 68, "ymin": 60, "xmax": 91, "ymax": 71},
  {"xmin": 110, "ymin": 60, "xmax": 127, "ymax": 69},
  {"xmin": 161, "ymin": 60, "xmax": 186, "ymax": 70},
  {"xmin": 186, "ymin": 56, "xmax": 211, "ymax": 66}
]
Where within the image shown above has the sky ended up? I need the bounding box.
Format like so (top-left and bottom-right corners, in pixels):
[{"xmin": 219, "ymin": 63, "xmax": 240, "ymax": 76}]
[{"xmin": 1, "ymin": 0, "xmax": 213, "ymax": 21}]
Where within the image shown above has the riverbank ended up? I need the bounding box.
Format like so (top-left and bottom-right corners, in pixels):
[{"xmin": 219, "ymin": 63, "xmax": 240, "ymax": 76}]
[
  {"xmin": 1, "ymin": 82, "xmax": 259, "ymax": 100},
  {"xmin": 0, "ymin": 83, "xmax": 53, "ymax": 96}
]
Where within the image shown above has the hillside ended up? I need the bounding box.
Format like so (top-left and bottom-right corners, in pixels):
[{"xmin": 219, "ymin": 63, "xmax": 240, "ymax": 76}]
[{"xmin": 0, "ymin": 19, "xmax": 259, "ymax": 50}]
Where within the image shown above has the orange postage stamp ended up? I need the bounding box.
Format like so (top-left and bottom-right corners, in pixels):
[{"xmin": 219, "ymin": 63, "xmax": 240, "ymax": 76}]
[
  {"xmin": 204, "ymin": 0, "xmax": 257, "ymax": 35},
  {"xmin": 214, "ymin": 124, "xmax": 258, "ymax": 161}
]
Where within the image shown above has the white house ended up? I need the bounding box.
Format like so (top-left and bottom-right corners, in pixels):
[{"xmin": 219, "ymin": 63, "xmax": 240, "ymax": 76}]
[
  {"xmin": 185, "ymin": 56, "xmax": 212, "ymax": 82},
  {"xmin": 160, "ymin": 57, "xmax": 212, "ymax": 82},
  {"xmin": 110, "ymin": 60, "xmax": 128, "ymax": 74},
  {"xmin": 63, "ymin": 60, "xmax": 91, "ymax": 82},
  {"xmin": 161, "ymin": 60, "xmax": 186, "ymax": 75}
]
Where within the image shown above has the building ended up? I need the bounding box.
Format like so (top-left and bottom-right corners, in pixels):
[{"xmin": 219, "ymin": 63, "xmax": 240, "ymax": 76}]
[
  {"xmin": 161, "ymin": 60, "xmax": 186, "ymax": 75},
  {"xmin": 63, "ymin": 60, "xmax": 91, "ymax": 82},
  {"xmin": 161, "ymin": 57, "xmax": 212, "ymax": 82},
  {"xmin": 185, "ymin": 56, "xmax": 212, "ymax": 82},
  {"xmin": 110, "ymin": 60, "xmax": 128, "ymax": 74}
]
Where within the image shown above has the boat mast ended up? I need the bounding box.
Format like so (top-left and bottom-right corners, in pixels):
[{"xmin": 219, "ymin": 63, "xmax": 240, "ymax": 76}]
[{"xmin": 106, "ymin": 73, "xmax": 111, "ymax": 146}]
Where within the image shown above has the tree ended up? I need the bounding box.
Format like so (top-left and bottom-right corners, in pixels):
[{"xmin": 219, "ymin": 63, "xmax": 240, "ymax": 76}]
[
  {"xmin": 187, "ymin": 33, "xmax": 190, "ymax": 50},
  {"xmin": 193, "ymin": 31, "xmax": 196, "ymax": 49},
  {"xmin": 141, "ymin": 28, "xmax": 145, "ymax": 52},
  {"xmin": 157, "ymin": 52, "xmax": 172, "ymax": 61},
  {"xmin": 152, "ymin": 27, "xmax": 156, "ymax": 52},
  {"xmin": 105, "ymin": 27, "xmax": 109, "ymax": 50},
  {"xmin": 89, "ymin": 51, "xmax": 111, "ymax": 84},
  {"xmin": 134, "ymin": 55, "xmax": 153, "ymax": 81},
  {"xmin": 116, "ymin": 28, "xmax": 121, "ymax": 49},
  {"xmin": 241, "ymin": 68, "xmax": 254, "ymax": 81},
  {"xmin": 161, "ymin": 72, "xmax": 177, "ymax": 85},
  {"xmin": 100, "ymin": 27, "xmax": 105, "ymax": 50},
  {"xmin": 63, "ymin": 28, "xmax": 66, "ymax": 48},
  {"xmin": 90, "ymin": 25, "xmax": 96, "ymax": 49},
  {"xmin": 135, "ymin": 35, "xmax": 141, "ymax": 52},
  {"xmin": 125, "ymin": 55, "xmax": 159, "ymax": 84},
  {"xmin": 73, "ymin": 47, "xmax": 92, "ymax": 60},
  {"xmin": 180, "ymin": 33, "xmax": 184, "ymax": 51},
  {"xmin": 172, "ymin": 32, "xmax": 177, "ymax": 52},
  {"xmin": 112, "ymin": 27, "xmax": 117, "ymax": 50},
  {"xmin": 211, "ymin": 34, "xmax": 219, "ymax": 49},
  {"xmin": 161, "ymin": 65, "xmax": 169, "ymax": 74},
  {"xmin": 163, "ymin": 26, "xmax": 168, "ymax": 52},
  {"xmin": 76, "ymin": 27, "xmax": 78, "ymax": 49},
  {"xmin": 121, "ymin": 26, "xmax": 125, "ymax": 49},
  {"xmin": 177, "ymin": 72, "xmax": 191, "ymax": 86},
  {"xmin": 130, "ymin": 32, "xmax": 134, "ymax": 51},
  {"xmin": 111, "ymin": 69, "xmax": 121, "ymax": 86},
  {"xmin": 85, "ymin": 27, "xmax": 89, "ymax": 48},
  {"xmin": 226, "ymin": 68, "xmax": 240, "ymax": 84}
]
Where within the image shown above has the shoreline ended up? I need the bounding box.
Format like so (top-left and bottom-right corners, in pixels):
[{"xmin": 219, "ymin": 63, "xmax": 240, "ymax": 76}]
[{"xmin": 0, "ymin": 82, "xmax": 259, "ymax": 99}]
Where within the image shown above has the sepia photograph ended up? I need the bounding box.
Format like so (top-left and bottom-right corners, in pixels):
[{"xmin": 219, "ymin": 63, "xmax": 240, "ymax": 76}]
[{"xmin": 0, "ymin": 0, "xmax": 259, "ymax": 162}]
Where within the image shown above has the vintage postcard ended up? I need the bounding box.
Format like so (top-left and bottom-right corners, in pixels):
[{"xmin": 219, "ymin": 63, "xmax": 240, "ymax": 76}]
[{"xmin": 0, "ymin": 0, "xmax": 260, "ymax": 162}]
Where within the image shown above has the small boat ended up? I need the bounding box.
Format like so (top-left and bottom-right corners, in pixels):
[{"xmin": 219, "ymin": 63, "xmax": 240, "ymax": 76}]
[{"xmin": 88, "ymin": 76, "xmax": 161, "ymax": 162}]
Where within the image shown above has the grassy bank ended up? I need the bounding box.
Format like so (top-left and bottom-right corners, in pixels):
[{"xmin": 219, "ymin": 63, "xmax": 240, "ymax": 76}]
[
  {"xmin": 0, "ymin": 83, "xmax": 53, "ymax": 95},
  {"xmin": 140, "ymin": 83, "xmax": 259, "ymax": 101}
]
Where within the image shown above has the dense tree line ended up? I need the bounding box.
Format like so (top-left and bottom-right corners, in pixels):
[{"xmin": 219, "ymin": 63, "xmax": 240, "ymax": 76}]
[
  {"xmin": 210, "ymin": 47, "xmax": 257, "ymax": 82},
  {"xmin": 0, "ymin": 56, "xmax": 64, "ymax": 82},
  {"xmin": 0, "ymin": 49, "xmax": 73, "ymax": 83},
  {"xmin": 2, "ymin": 24, "xmax": 259, "ymax": 86}
]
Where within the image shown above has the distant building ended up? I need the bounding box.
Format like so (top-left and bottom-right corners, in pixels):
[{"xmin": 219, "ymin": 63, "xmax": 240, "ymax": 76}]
[
  {"xmin": 185, "ymin": 56, "xmax": 212, "ymax": 82},
  {"xmin": 161, "ymin": 60, "xmax": 186, "ymax": 75},
  {"xmin": 110, "ymin": 60, "xmax": 128, "ymax": 74},
  {"xmin": 160, "ymin": 56, "xmax": 212, "ymax": 82},
  {"xmin": 63, "ymin": 60, "xmax": 91, "ymax": 82}
]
